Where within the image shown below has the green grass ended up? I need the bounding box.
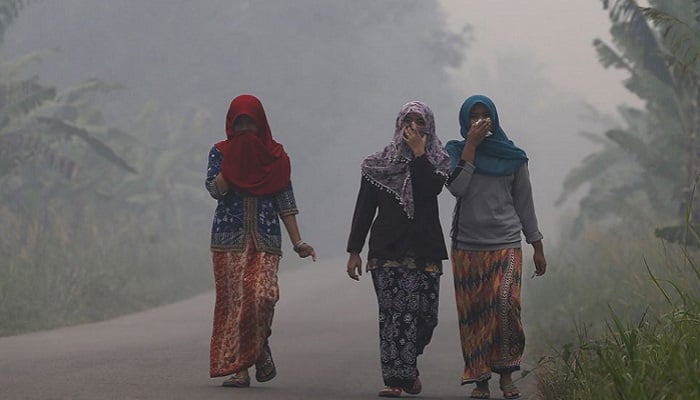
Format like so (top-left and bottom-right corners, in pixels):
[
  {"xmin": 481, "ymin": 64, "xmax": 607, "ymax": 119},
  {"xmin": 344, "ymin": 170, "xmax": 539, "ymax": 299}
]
[
  {"xmin": 533, "ymin": 240, "xmax": 700, "ymax": 400},
  {"xmin": 537, "ymin": 305, "xmax": 700, "ymax": 399},
  {"xmin": 0, "ymin": 214, "xmax": 213, "ymax": 337},
  {"xmin": 522, "ymin": 222, "xmax": 698, "ymax": 353}
]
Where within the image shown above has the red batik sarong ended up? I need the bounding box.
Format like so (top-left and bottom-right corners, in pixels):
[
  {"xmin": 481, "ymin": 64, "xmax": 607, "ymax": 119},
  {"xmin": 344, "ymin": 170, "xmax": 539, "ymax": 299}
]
[
  {"xmin": 451, "ymin": 247, "xmax": 524, "ymax": 383},
  {"xmin": 209, "ymin": 241, "xmax": 280, "ymax": 377}
]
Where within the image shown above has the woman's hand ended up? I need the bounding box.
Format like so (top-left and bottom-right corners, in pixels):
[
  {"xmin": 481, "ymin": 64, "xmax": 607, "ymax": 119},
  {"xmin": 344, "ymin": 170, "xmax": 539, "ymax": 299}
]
[
  {"xmin": 403, "ymin": 122, "xmax": 427, "ymax": 158},
  {"xmin": 461, "ymin": 118, "xmax": 492, "ymax": 164},
  {"xmin": 281, "ymin": 215, "xmax": 316, "ymax": 262},
  {"xmin": 531, "ymin": 240, "xmax": 547, "ymax": 277},
  {"xmin": 346, "ymin": 253, "xmax": 362, "ymax": 281},
  {"xmin": 465, "ymin": 118, "xmax": 492, "ymax": 149},
  {"xmin": 533, "ymin": 251, "xmax": 547, "ymax": 277},
  {"xmin": 294, "ymin": 242, "xmax": 317, "ymax": 261},
  {"xmin": 214, "ymin": 173, "xmax": 230, "ymax": 195}
]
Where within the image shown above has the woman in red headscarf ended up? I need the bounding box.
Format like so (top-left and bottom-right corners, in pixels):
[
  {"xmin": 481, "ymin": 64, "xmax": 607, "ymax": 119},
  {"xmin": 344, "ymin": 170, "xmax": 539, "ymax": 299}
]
[{"xmin": 205, "ymin": 94, "xmax": 316, "ymax": 388}]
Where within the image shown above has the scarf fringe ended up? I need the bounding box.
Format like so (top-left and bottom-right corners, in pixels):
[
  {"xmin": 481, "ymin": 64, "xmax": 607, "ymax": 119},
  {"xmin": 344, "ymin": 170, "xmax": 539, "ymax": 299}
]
[{"xmin": 361, "ymin": 170, "xmax": 414, "ymax": 219}]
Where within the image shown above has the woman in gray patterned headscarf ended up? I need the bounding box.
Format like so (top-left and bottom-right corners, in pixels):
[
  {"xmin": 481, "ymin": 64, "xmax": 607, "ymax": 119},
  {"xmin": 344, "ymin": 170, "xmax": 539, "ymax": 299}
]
[{"xmin": 346, "ymin": 101, "xmax": 450, "ymax": 397}]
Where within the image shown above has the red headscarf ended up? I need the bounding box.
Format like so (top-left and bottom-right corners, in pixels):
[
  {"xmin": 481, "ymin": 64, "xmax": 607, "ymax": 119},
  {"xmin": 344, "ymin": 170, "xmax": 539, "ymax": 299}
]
[{"xmin": 215, "ymin": 94, "xmax": 291, "ymax": 196}]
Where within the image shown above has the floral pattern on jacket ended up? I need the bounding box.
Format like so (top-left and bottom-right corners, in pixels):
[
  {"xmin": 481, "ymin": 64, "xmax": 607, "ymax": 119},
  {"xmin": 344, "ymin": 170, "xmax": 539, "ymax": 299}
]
[{"xmin": 206, "ymin": 145, "xmax": 298, "ymax": 255}]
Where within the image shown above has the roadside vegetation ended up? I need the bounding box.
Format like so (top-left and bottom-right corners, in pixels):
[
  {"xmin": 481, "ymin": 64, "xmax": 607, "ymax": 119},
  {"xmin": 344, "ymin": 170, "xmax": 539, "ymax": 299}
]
[
  {"xmin": 0, "ymin": 1, "xmax": 212, "ymax": 336},
  {"xmin": 527, "ymin": 1, "xmax": 700, "ymax": 398}
]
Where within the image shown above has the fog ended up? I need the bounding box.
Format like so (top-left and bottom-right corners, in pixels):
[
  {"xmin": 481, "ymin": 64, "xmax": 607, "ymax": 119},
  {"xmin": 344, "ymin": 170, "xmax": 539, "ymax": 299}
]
[
  {"xmin": 2, "ymin": 1, "xmax": 678, "ymax": 397},
  {"xmin": 1, "ymin": 0, "xmax": 639, "ymax": 258}
]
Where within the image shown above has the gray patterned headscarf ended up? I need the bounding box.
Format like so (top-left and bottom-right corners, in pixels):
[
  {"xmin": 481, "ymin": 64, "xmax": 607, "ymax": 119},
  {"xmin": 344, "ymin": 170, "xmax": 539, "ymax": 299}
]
[{"xmin": 361, "ymin": 101, "xmax": 450, "ymax": 219}]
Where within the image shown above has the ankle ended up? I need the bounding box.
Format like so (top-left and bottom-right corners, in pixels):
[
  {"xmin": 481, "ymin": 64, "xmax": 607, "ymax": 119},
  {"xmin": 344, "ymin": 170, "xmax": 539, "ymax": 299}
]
[{"xmin": 476, "ymin": 380, "xmax": 489, "ymax": 390}]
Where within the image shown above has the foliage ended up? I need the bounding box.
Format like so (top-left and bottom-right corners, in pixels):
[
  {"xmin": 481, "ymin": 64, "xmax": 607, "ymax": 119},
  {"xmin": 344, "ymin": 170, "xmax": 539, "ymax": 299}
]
[
  {"xmin": 538, "ymin": 307, "xmax": 700, "ymax": 399},
  {"xmin": 536, "ymin": 245, "xmax": 700, "ymax": 400},
  {"xmin": 521, "ymin": 2, "xmax": 700, "ymax": 397},
  {"xmin": 0, "ymin": 1, "xmax": 133, "ymax": 180},
  {"xmin": 0, "ymin": 0, "xmax": 26, "ymax": 45},
  {"xmin": 640, "ymin": 1, "xmax": 700, "ymax": 244},
  {"xmin": 557, "ymin": 0, "xmax": 700, "ymax": 241},
  {"xmin": 0, "ymin": 90, "xmax": 215, "ymax": 335},
  {"xmin": 0, "ymin": 0, "xmax": 473, "ymax": 334},
  {"xmin": 0, "ymin": 73, "xmax": 135, "ymax": 179},
  {"xmin": 0, "ymin": 2, "xmax": 213, "ymax": 336},
  {"xmin": 640, "ymin": 3, "xmax": 700, "ymax": 89},
  {"xmin": 522, "ymin": 217, "xmax": 698, "ymax": 353},
  {"xmin": 0, "ymin": 205, "xmax": 211, "ymax": 336}
]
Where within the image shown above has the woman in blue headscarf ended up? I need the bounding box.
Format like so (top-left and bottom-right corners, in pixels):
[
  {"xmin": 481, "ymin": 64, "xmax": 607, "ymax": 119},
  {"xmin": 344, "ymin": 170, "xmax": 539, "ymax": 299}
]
[{"xmin": 445, "ymin": 95, "xmax": 547, "ymax": 400}]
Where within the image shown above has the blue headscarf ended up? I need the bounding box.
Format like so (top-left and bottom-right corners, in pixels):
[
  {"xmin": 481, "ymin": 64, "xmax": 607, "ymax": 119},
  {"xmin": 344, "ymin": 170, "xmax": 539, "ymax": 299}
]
[{"xmin": 445, "ymin": 95, "xmax": 528, "ymax": 175}]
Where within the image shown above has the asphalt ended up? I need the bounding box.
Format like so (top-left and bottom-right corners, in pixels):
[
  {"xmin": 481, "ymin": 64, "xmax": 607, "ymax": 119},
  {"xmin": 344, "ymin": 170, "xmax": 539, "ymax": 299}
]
[{"xmin": 0, "ymin": 257, "xmax": 541, "ymax": 399}]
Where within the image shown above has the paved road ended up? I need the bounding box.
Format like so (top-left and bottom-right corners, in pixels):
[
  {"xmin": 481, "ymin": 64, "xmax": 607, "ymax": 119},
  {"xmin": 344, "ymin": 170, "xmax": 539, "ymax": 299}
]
[{"xmin": 0, "ymin": 258, "xmax": 540, "ymax": 399}]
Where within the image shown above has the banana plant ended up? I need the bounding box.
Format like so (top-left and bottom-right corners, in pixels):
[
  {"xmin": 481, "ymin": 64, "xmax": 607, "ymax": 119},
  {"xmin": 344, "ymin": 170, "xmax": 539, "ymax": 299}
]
[
  {"xmin": 0, "ymin": 0, "xmax": 136, "ymax": 188},
  {"xmin": 0, "ymin": 76, "xmax": 137, "ymax": 201},
  {"xmin": 639, "ymin": 1, "xmax": 700, "ymax": 245},
  {"xmin": 559, "ymin": 0, "xmax": 699, "ymax": 245}
]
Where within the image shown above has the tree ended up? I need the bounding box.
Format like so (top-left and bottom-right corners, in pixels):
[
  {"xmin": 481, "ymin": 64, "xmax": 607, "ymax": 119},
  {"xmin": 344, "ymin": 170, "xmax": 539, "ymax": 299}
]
[
  {"xmin": 640, "ymin": 1, "xmax": 700, "ymax": 245},
  {"xmin": 557, "ymin": 0, "xmax": 699, "ymax": 244},
  {"xmin": 0, "ymin": 0, "xmax": 136, "ymax": 203}
]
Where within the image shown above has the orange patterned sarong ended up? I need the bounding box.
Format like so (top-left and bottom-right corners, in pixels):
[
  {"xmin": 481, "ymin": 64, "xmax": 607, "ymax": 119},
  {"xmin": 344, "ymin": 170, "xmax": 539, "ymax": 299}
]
[
  {"xmin": 209, "ymin": 241, "xmax": 280, "ymax": 377},
  {"xmin": 451, "ymin": 248, "xmax": 524, "ymax": 383}
]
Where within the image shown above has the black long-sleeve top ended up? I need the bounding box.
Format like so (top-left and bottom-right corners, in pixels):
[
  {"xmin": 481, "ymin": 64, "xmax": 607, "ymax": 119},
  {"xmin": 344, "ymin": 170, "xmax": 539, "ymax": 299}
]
[{"xmin": 346, "ymin": 155, "xmax": 449, "ymax": 261}]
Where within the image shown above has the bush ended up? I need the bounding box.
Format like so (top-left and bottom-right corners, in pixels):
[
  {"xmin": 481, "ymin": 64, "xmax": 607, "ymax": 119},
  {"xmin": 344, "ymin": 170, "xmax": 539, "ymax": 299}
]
[
  {"xmin": 534, "ymin": 240, "xmax": 700, "ymax": 399},
  {"xmin": 0, "ymin": 207, "xmax": 212, "ymax": 337}
]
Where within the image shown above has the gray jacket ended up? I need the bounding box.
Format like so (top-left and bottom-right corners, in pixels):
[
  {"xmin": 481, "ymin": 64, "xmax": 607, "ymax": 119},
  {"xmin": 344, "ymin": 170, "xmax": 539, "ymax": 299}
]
[{"xmin": 447, "ymin": 161, "xmax": 543, "ymax": 251}]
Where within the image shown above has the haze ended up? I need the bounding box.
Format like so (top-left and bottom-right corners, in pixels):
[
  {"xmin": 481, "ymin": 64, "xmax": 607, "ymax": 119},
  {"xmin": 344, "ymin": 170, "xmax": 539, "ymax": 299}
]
[
  {"xmin": 0, "ymin": 1, "xmax": 658, "ymax": 397},
  {"xmin": 0, "ymin": 0, "xmax": 641, "ymax": 256}
]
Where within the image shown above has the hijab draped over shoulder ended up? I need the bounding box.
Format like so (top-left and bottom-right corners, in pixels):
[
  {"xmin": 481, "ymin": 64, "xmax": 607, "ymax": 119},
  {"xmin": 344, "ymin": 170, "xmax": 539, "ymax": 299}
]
[
  {"xmin": 445, "ymin": 95, "xmax": 528, "ymax": 175},
  {"xmin": 361, "ymin": 101, "xmax": 451, "ymax": 219},
  {"xmin": 215, "ymin": 94, "xmax": 291, "ymax": 196}
]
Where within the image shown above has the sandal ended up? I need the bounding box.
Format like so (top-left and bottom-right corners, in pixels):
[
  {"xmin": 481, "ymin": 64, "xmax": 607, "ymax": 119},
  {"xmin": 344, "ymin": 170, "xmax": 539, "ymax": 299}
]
[
  {"xmin": 402, "ymin": 376, "xmax": 421, "ymax": 395},
  {"xmin": 499, "ymin": 382, "xmax": 521, "ymax": 399},
  {"xmin": 221, "ymin": 372, "xmax": 250, "ymax": 388},
  {"xmin": 378, "ymin": 386, "xmax": 402, "ymax": 397},
  {"xmin": 469, "ymin": 387, "xmax": 490, "ymax": 399},
  {"xmin": 255, "ymin": 344, "xmax": 277, "ymax": 383}
]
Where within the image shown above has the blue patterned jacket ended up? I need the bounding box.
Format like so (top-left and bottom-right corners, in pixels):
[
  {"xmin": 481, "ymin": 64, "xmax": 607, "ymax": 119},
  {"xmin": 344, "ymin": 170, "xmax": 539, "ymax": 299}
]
[{"xmin": 206, "ymin": 145, "xmax": 298, "ymax": 255}]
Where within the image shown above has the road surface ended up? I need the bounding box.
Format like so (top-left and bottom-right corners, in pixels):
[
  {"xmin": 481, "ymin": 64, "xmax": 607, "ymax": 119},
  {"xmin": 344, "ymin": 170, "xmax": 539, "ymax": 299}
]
[{"xmin": 0, "ymin": 258, "xmax": 540, "ymax": 399}]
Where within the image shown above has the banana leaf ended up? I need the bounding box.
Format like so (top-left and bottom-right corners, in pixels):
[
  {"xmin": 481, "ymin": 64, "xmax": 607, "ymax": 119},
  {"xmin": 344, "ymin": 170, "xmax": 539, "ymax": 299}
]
[{"xmin": 37, "ymin": 116, "xmax": 137, "ymax": 174}]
